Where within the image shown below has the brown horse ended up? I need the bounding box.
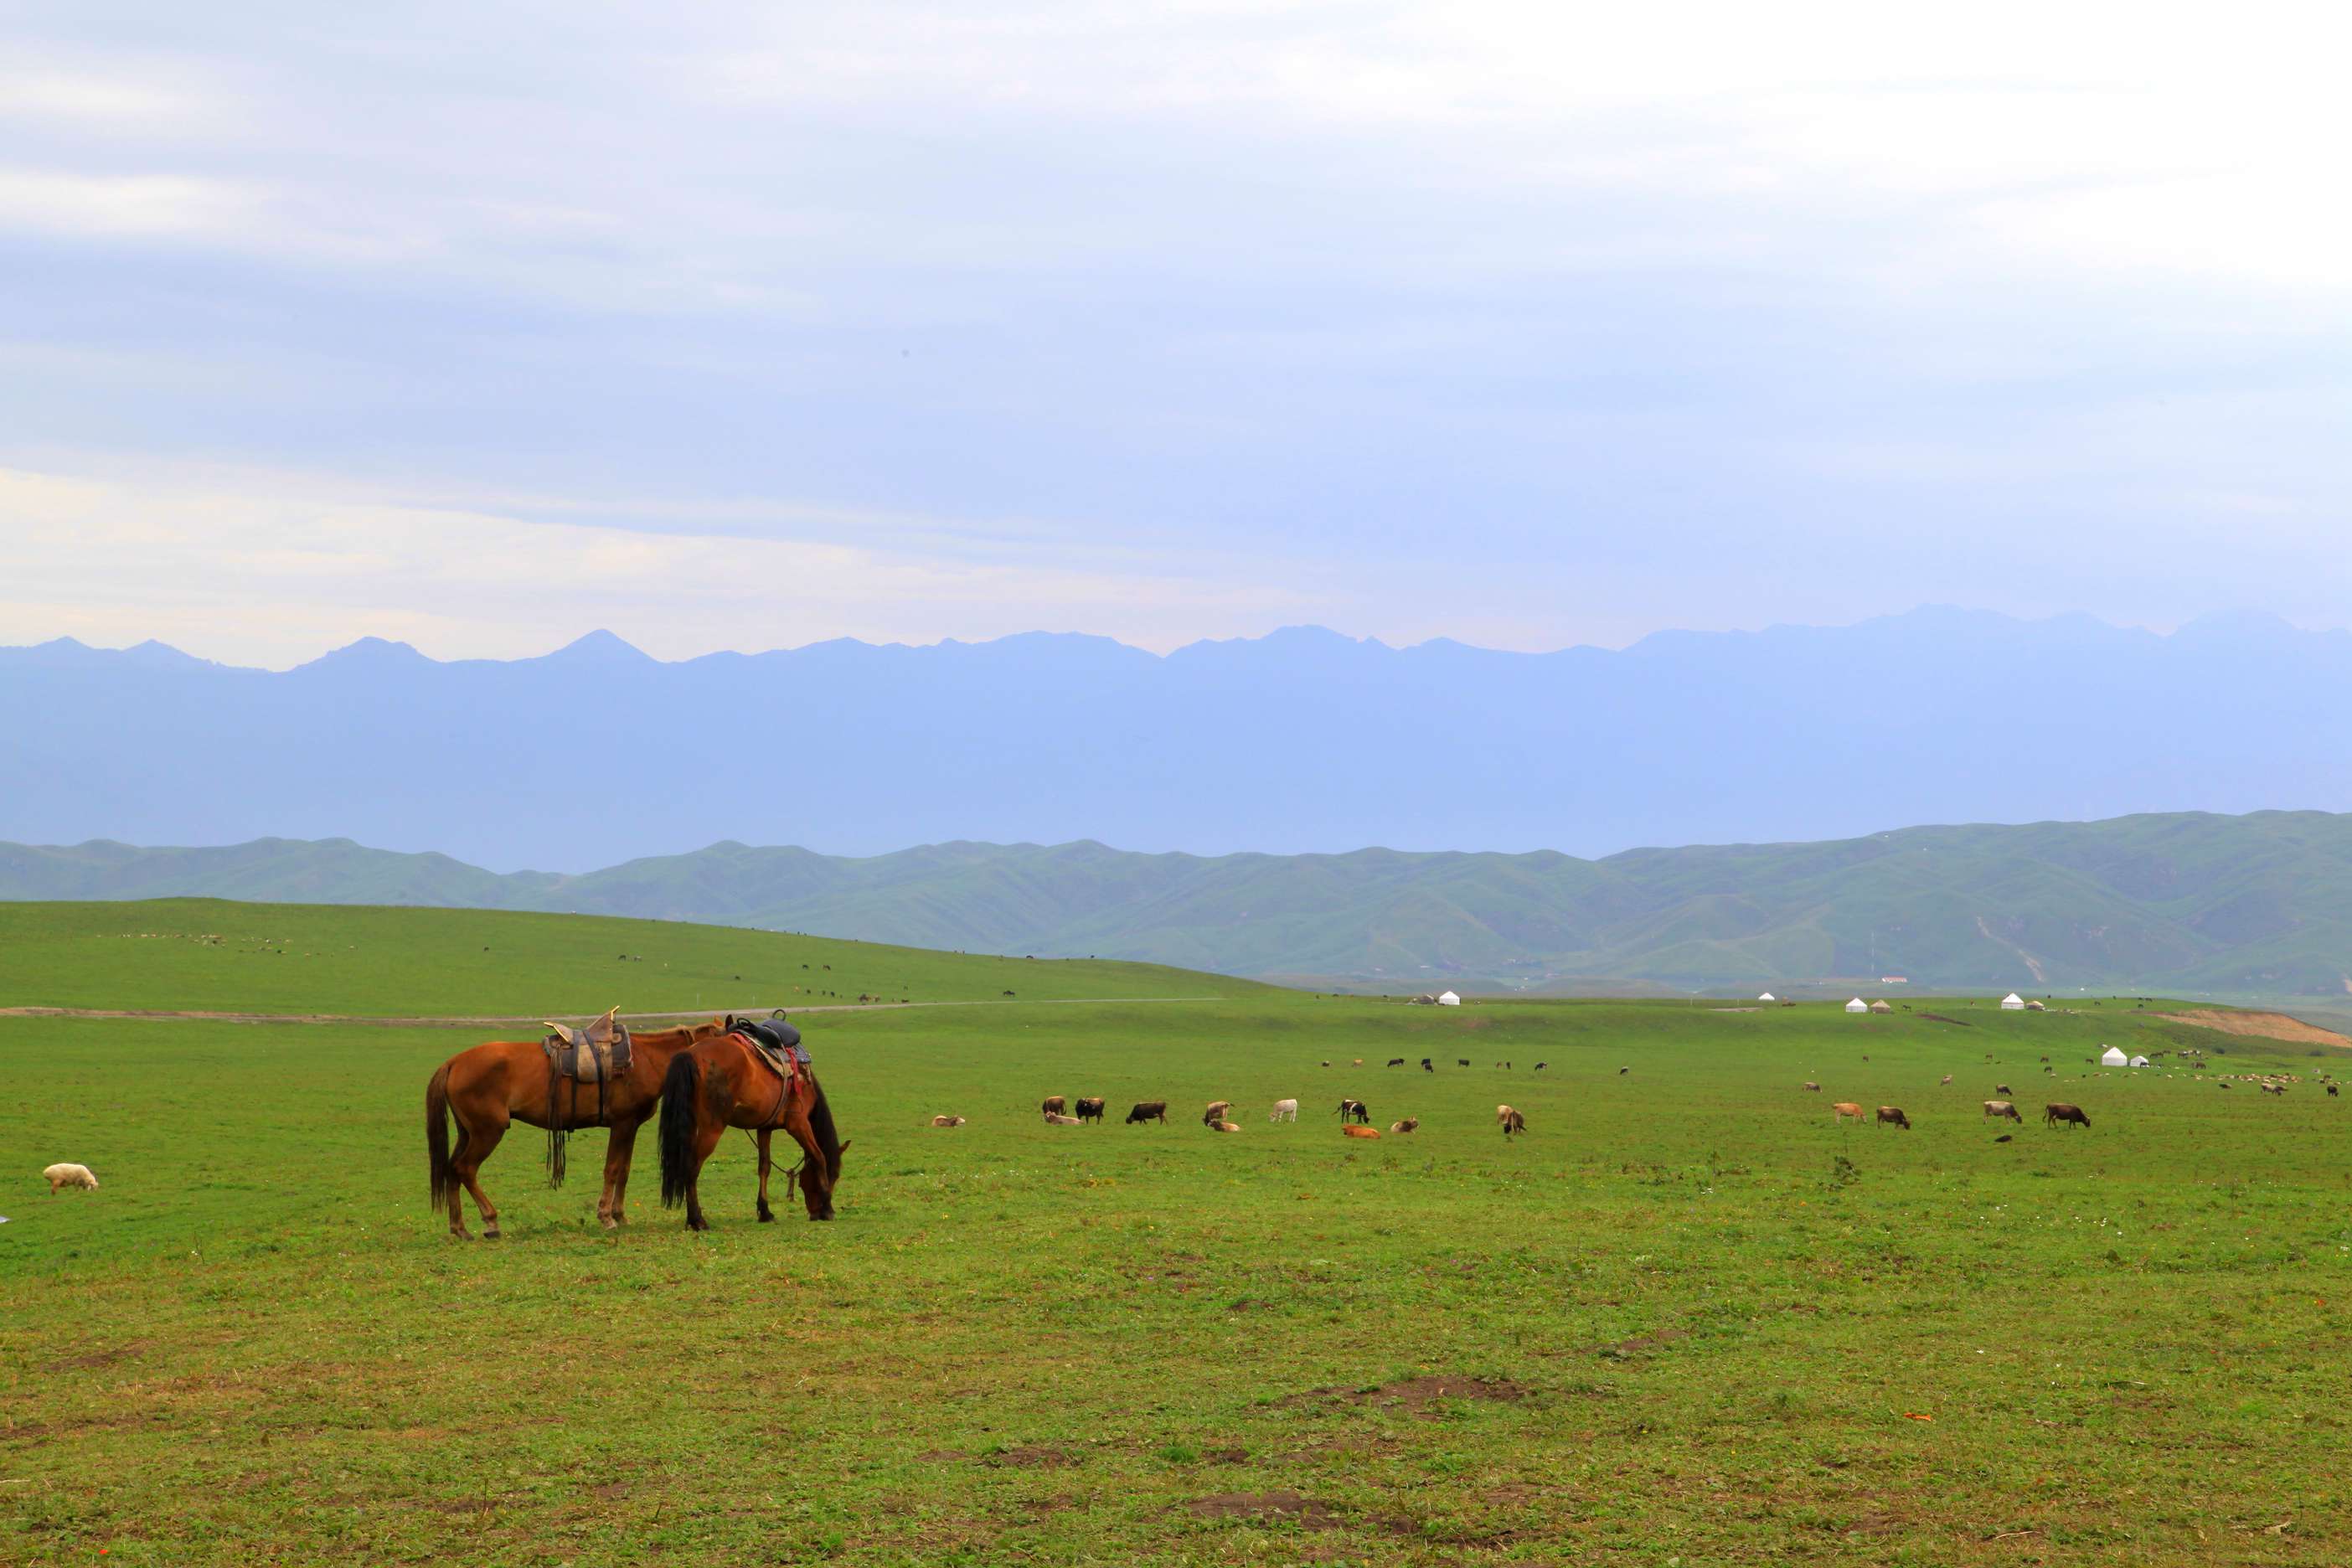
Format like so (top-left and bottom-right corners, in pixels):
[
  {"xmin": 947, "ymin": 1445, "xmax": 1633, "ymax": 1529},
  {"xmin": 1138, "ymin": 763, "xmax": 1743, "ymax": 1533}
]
[
  {"xmin": 426, "ymin": 1018, "xmax": 726, "ymax": 1239},
  {"xmin": 658, "ymin": 1029, "xmax": 848, "ymax": 1228}
]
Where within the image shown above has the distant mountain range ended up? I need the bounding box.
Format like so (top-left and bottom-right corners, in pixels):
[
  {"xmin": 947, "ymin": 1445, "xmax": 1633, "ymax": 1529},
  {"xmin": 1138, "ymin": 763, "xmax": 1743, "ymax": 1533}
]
[
  {"xmin": 6, "ymin": 608, "xmax": 2351, "ymax": 870},
  {"xmin": 8, "ymin": 811, "xmax": 2350, "ymax": 995}
]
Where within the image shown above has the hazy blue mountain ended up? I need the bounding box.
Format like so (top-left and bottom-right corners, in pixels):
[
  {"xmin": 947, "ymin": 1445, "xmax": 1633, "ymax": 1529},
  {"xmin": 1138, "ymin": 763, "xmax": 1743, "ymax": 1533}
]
[
  {"xmin": 8, "ymin": 811, "xmax": 2351, "ymax": 996},
  {"xmin": 4, "ymin": 610, "xmax": 2350, "ymax": 871}
]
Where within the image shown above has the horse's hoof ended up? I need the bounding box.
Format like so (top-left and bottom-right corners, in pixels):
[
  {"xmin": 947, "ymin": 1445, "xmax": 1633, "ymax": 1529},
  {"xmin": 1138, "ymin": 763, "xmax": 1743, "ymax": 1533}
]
[
  {"xmin": 600, "ymin": 1215, "xmax": 620, "ymax": 1231},
  {"xmin": 482, "ymin": 1228, "xmax": 501, "ymax": 1240}
]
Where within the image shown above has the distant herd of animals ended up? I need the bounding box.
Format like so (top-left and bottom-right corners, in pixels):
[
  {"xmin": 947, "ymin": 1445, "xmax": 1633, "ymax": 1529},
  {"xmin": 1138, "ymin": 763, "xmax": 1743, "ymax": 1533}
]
[{"xmin": 927, "ymin": 1096, "xmax": 1523, "ymax": 1139}]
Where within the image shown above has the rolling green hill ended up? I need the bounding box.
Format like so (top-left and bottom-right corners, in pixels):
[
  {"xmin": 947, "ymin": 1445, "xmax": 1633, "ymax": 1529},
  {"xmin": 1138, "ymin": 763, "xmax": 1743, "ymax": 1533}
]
[
  {"xmin": 0, "ymin": 899, "xmax": 1258, "ymax": 1015},
  {"xmin": 8, "ymin": 809, "xmax": 2352, "ymax": 994}
]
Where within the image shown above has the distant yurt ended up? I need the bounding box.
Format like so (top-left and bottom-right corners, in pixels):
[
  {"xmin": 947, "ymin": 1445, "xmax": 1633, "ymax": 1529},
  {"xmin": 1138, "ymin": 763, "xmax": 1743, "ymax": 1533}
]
[
  {"xmin": 2000, "ymin": 993, "xmax": 2026, "ymax": 1010},
  {"xmin": 2101, "ymin": 1045, "xmax": 2128, "ymax": 1067},
  {"xmin": 1758, "ymin": 992, "xmax": 1777, "ymax": 1003},
  {"xmin": 1844, "ymin": 997, "xmax": 1869, "ymax": 1014},
  {"xmin": 1870, "ymin": 1000, "xmax": 1895, "ymax": 1014},
  {"xmin": 1436, "ymin": 990, "xmax": 1462, "ymax": 1008},
  {"xmin": 2025, "ymin": 1000, "xmax": 2048, "ymax": 1011},
  {"xmin": 2129, "ymin": 1055, "xmax": 2151, "ymax": 1068}
]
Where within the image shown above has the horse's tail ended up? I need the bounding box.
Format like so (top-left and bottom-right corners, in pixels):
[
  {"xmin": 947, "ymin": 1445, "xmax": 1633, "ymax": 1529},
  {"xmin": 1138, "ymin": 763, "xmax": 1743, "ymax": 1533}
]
[
  {"xmin": 426, "ymin": 1061, "xmax": 454, "ymax": 1209},
  {"xmin": 807, "ymin": 1071, "xmax": 844, "ymax": 1184},
  {"xmin": 658, "ymin": 1050, "xmax": 702, "ymax": 1208}
]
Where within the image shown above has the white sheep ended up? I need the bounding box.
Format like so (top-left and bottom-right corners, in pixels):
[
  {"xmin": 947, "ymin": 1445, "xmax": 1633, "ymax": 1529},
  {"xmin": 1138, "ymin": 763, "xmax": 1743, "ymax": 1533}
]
[{"xmin": 43, "ymin": 1163, "xmax": 99, "ymax": 1195}]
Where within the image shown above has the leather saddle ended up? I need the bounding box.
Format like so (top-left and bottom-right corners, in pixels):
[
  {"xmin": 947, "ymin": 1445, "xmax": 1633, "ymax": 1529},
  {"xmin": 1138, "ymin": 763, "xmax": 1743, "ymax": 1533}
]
[
  {"xmin": 544, "ymin": 1007, "xmax": 633, "ymax": 1089},
  {"xmin": 728, "ymin": 1014, "xmax": 807, "ymax": 1081}
]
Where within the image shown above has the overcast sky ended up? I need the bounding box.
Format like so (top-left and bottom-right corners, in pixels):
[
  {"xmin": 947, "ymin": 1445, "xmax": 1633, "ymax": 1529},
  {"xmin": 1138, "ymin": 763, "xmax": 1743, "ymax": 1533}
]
[{"xmin": 5, "ymin": 3, "xmax": 2348, "ymax": 667}]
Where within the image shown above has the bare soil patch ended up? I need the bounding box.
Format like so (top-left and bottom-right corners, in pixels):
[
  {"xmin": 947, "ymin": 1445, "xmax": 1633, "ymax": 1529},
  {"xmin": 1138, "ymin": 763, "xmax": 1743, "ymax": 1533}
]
[
  {"xmin": 986, "ymin": 1444, "xmax": 1079, "ymax": 1469},
  {"xmin": 1596, "ymin": 1328, "xmax": 1689, "ymax": 1359},
  {"xmin": 1185, "ymin": 1491, "xmax": 1346, "ymax": 1529},
  {"xmin": 2153, "ymin": 1010, "xmax": 2352, "ymax": 1049}
]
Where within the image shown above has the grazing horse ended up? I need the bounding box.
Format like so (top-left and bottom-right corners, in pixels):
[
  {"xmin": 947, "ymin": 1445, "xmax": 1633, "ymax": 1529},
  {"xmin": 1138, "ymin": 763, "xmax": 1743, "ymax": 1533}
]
[
  {"xmin": 657, "ymin": 1029, "xmax": 848, "ymax": 1229},
  {"xmin": 426, "ymin": 1017, "xmax": 726, "ymax": 1239}
]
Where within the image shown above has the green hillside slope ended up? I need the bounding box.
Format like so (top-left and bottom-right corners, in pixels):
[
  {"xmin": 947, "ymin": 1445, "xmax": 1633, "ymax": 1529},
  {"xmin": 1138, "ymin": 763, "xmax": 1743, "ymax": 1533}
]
[
  {"xmin": 7, "ymin": 810, "xmax": 2352, "ymax": 993},
  {"xmin": 0, "ymin": 900, "xmax": 1258, "ymax": 1015}
]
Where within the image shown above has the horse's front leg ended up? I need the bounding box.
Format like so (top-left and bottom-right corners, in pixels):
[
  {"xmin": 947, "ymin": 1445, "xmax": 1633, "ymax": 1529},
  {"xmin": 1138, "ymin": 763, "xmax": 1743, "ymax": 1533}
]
[
  {"xmin": 599, "ymin": 1118, "xmax": 641, "ymax": 1229},
  {"xmin": 756, "ymin": 1129, "xmax": 776, "ymax": 1222}
]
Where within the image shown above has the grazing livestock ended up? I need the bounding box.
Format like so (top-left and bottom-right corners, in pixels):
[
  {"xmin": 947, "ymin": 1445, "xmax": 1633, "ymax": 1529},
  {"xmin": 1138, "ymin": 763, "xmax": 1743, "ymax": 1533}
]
[
  {"xmin": 1386, "ymin": 1058, "xmax": 1406, "ymax": 1068},
  {"xmin": 1983, "ymin": 1101, "xmax": 2021, "ymax": 1122},
  {"xmin": 1352, "ymin": 1059, "xmax": 1364, "ymax": 1067},
  {"xmin": 1341, "ymin": 1125, "xmax": 1382, "ymax": 1139},
  {"xmin": 1534, "ymin": 1062, "xmax": 1548, "ymax": 1072},
  {"xmin": 1995, "ymin": 1083, "xmax": 2011, "ymax": 1095},
  {"xmin": 1040, "ymin": 1096, "xmax": 1066, "ymax": 1117},
  {"xmin": 1994, "ymin": 1133, "xmax": 2014, "ymax": 1143},
  {"xmin": 1802, "ymin": 1081, "xmax": 1821, "ymax": 1092},
  {"xmin": 43, "ymin": 1163, "xmax": 99, "ymax": 1194},
  {"xmin": 1421, "ymin": 1058, "xmax": 1434, "ymax": 1073},
  {"xmin": 1335, "ymin": 1098, "xmax": 1371, "ymax": 1125},
  {"xmin": 1044, "ymin": 1112, "xmax": 1082, "ymax": 1126},
  {"xmin": 1495, "ymin": 1104, "xmax": 1516, "ymax": 1124},
  {"xmin": 2260, "ymin": 1082, "xmax": 2286, "ymax": 1096},
  {"xmin": 1390, "ymin": 1118, "xmax": 1419, "ymax": 1134},
  {"xmin": 2331, "ymin": 1086, "xmax": 2341, "ymax": 1097},
  {"xmin": 2045, "ymin": 1103, "xmax": 2092, "ymax": 1128},
  {"xmin": 1617, "ymin": 1065, "xmax": 1629, "ymax": 1075},
  {"xmin": 1125, "ymin": 1101, "xmax": 1168, "ymax": 1126},
  {"xmin": 1202, "ymin": 1101, "xmax": 1233, "ymax": 1127},
  {"xmin": 1270, "ymin": 1098, "xmax": 1299, "ymax": 1122},
  {"xmin": 1209, "ymin": 1120, "xmax": 1241, "ymax": 1133},
  {"xmin": 1876, "ymin": 1106, "xmax": 1911, "ymax": 1130},
  {"xmin": 1320, "ymin": 1060, "xmax": 1331, "ymax": 1067},
  {"xmin": 930, "ymin": 1115, "xmax": 966, "ymax": 1127},
  {"xmin": 1074, "ymin": 1096, "xmax": 1106, "ymax": 1123},
  {"xmin": 1832, "ymin": 1101, "xmax": 1865, "ymax": 1122},
  {"xmin": 1940, "ymin": 1074, "xmax": 1952, "ymax": 1086},
  {"xmin": 1499, "ymin": 1108, "xmax": 1527, "ymax": 1137},
  {"xmin": 1457, "ymin": 1058, "xmax": 1470, "ymax": 1067}
]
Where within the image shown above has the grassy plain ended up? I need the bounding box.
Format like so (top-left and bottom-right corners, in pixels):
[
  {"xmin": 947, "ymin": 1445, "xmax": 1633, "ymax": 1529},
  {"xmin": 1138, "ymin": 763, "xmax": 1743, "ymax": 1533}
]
[{"xmin": 3, "ymin": 904, "xmax": 2349, "ymax": 1566}]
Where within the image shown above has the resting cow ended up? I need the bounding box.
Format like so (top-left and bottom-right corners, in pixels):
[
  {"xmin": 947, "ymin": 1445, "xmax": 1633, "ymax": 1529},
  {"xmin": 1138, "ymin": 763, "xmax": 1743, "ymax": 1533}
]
[
  {"xmin": 1390, "ymin": 1118, "xmax": 1419, "ymax": 1134},
  {"xmin": 1125, "ymin": 1101, "xmax": 1168, "ymax": 1125},
  {"xmin": 1202, "ymin": 1100, "xmax": 1232, "ymax": 1127},
  {"xmin": 930, "ymin": 1115, "xmax": 966, "ymax": 1127},
  {"xmin": 1802, "ymin": 1081, "xmax": 1821, "ymax": 1092},
  {"xmin": 1044, "ymin": 1112, "xmax": 1081, "ymax": 1125},
  {"xmin": 2045, "ymin": 1102, "xmax": 2091, "ymax": 1128},
  {"xmin": 1342, "ymin": 1125, "xmax": 1381, "ymax": 1139},
  {"xmin": 1209, "ymin": 1120, "xmax": 1241, "ymax": 1133}
]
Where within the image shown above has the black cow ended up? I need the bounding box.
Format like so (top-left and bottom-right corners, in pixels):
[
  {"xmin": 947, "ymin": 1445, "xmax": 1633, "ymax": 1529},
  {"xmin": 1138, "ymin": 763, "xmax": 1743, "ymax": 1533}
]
[
  {"xmin": 1421, "ymin": 1058, "xmax": 1434, "ymax": 1073},
  {"xmin": 1535, "ymin": 1062, "xmax": 1548, "ymax": 1071},
  {"xmin": 1457, "ymin": 1058, "xmax": 1470, "ymax": 1067},
  {"xmin": 1386, "ymin": 1058, "xmax": 1406, "ymax": 1067},
  {"xmin": 1074, "ymin": 1096, "xmax": 1106, "ymax": 1123},
  {"xmin": 1125, "ymin": 1101, "xmax": 1168, "ymax": 1125}
]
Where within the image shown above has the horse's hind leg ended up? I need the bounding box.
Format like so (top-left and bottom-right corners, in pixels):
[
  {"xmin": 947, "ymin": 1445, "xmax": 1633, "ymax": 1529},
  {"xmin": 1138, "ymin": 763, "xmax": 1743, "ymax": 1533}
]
[
  {"xmin": 683, "ymin": 1121, "xmax": 725, "ymax": 1232},
  {"xmin": 455, "ymin": 1116, "xmax": 508, "ymax": 1239},
  {"xmin": 600, "ymin": 1119, "xmax": 640, "ymax": 1229},
  {"xmin": 756, "ymin": 1129, "xmax": 776, "ymax": 1223}
]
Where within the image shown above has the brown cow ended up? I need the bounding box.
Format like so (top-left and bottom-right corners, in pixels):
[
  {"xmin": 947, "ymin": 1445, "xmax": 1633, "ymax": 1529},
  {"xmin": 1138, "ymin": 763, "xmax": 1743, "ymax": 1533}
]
[
  {"xmin": 1125, "ymin": 1101, "xmax": 1168, "ymax": 1125},
  {"xmin": 2045, "ymin": 1103, "xmax": 2091, "ymax": 1127},
  {"xmin": 1802, "ymin": 1081, "xmax": 1821, "ymax": 1092},
  {"xmin": 1876, "ymin": 1106, "xmax": 1911, "ymax": 1130},
  {"xmin": 1940, "ymin": 1074, "xmax": 1953, "ymax": 1086},
  {"xmin": 1832, "ymin": 1101, "xmax": 1865, "ymax": 1121},
  {"xmin": 1341, "ymin": 1124, "xmax": 1381, "ymax": 1139},
  {"xmin": 1074, "ymin": 1096, "xmax": 1106, "ymax": 1123},
  {"xmin": 1202, "ymin": 1100, "xmax": 1233, "ymax": 1127},
  {"xmin": 1390, "ymin": 1117, "xmax": 1420, "ymax": 1134},
  {"xmin": 931, "ymin": 1115, "xmax": 966, "ymax": 1127},
  {"xmin": 1494, "ymin": 1103, "xmax": 1516, "ymax": 1124},
  {"xmin": 1499, "ymin": 1108, "xmax": 1526, "ymax": 1137},
  {"xmin": 1995, "ymin": 1083, "xmax": 2011, "ymax": 1095},
  {"xmin": 1209, "ymin": 1120, "xmax": 1241, "ymax": 1133},
  {"xmin": 1040, "ymin": 1096, "xmax": 1067, "ymax": 1118},
  {"xmin": 1983, "ymin": 1100, "xmax": 2021, "ymax": 1121}
]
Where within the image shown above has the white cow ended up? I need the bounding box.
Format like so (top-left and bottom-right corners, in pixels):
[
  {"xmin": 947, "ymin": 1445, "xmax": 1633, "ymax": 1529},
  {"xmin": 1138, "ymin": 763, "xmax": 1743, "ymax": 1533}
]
[
  {"xmin": 1269, "ymin": 1098, "xmax": 1299, "ymax": 1122},
  {"xmin": 43, "ymin": 1163, "xmax": 99, "ymax": 1194}
]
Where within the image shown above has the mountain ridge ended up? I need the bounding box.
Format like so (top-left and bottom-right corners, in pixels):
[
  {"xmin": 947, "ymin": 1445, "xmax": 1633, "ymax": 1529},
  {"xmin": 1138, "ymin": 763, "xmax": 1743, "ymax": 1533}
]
[{"xmin": 7, "ymin": 810, "xmax": 2349, "ymax": 996}]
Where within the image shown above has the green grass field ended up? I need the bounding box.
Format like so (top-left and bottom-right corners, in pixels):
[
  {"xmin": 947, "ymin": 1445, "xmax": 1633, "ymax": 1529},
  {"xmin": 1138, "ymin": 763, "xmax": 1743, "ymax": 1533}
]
[{"xmin": 4, "ymin": 903, "xmax": 2349, "ymax": 1565}]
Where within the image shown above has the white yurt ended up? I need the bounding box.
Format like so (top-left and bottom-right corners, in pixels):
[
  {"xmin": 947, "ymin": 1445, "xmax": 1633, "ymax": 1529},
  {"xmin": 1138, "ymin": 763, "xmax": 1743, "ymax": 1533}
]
[
  {"xmin": 2129, "ymin": 1055, "xmax": 2150, "ymax": 1068},
  {"xmin": 2000, "ymin": 993, "xmax": 2026, "ymax": 1010},
  {"xmin": 2101, "ymin": 1045, "xmax": 2128, "ymax": 1067},
  {"xmin": 1758, "ymin": 992, "xmax": 1777, "ymax": 1003},
  {"xmin": 1844, "ymin": 997, "xmax": 1869, "ymax": 1014},
  {"xmin": 1436, "ymin": 990, "xmax": 1462, "ymax": 1007}
]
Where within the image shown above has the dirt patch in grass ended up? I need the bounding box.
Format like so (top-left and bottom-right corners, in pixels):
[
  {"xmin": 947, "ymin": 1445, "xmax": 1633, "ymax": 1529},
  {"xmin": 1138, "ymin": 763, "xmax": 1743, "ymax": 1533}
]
[
  {"xmin": 986, "ymin": 1444, "xmax": 1080, "ymax": 1469},
  {"xmin": 1918, "ymin": 1014, "xmax": 1973, "ymax": 1027},
  {"xmin": 588, "ymin": 1482, "xmax": 631, "ymax": 1502},
  {"xmin": 2153, "ymin": 1010, "xmax": 2352, "ymax": 1049},
  {"xmin": 1185, "ymin": 1491, "xmax": 1346, "ymax": 1529},
  {"xmin": 1280, "ymin": 1375, "xmax": 1531, "ymax": 1417},
  {"xmin": 44, "ymin": 1340, "xmax": 151, "ymax": 1373},
  {"xmin": 1596, "ymin": 1328, "xmax": 1689, "ymax": 1359},
  {"xmin": 917, "ymin": 1449, "xmax": 972, "ymax": 1464}
]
